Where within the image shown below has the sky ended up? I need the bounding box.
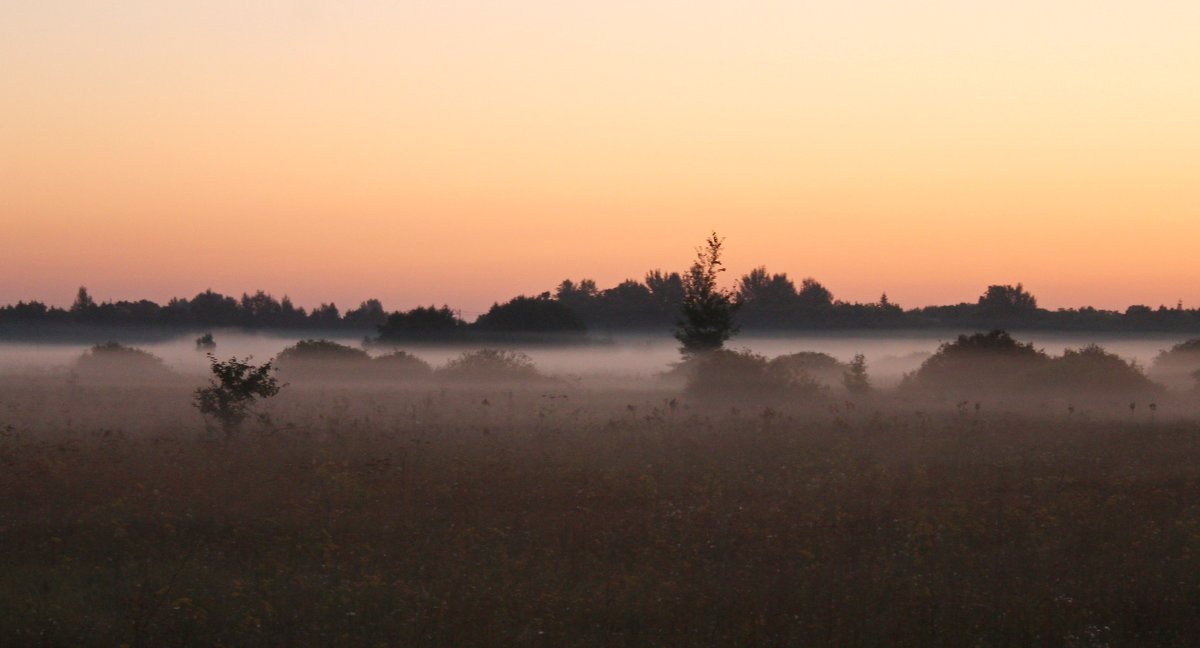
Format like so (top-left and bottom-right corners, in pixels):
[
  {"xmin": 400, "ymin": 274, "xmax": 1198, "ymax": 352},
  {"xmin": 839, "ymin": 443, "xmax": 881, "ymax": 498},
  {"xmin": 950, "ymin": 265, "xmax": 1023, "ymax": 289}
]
[{"xmin": 2, "ymin": 1, "xmax": 1199, "ymax": 314}]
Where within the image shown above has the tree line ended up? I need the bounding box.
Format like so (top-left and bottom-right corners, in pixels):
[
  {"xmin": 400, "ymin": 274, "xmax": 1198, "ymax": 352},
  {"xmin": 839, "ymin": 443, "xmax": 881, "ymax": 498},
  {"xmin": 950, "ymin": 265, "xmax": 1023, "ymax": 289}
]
[{"xmin": 3, "ymin": 272, "xmax": 1199, "ymax": 339}]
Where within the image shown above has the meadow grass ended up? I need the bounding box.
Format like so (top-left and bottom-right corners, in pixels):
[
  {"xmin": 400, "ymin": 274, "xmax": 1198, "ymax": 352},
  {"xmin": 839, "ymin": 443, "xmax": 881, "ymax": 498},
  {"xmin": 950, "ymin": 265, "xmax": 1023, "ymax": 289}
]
[{"xmin": 2, "ymin": 381, "xmax": 1200, "ymax": 646}]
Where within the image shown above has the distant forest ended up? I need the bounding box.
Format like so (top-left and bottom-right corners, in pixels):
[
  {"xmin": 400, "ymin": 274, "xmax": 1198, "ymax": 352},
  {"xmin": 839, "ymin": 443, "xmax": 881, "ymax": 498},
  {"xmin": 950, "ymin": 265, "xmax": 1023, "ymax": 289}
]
[{"xmin": 3, "ymin": 271, "xmax": 1199, "ymax": 340}]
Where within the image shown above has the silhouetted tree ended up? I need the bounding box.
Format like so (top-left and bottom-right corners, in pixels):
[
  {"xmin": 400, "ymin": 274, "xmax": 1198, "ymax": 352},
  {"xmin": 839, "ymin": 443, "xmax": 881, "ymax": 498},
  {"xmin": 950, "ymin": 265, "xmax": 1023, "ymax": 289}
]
[
  {"xmin": 796, "ymin": 278, "xmax": 834, "ymax": 310},
  {"xmin": 278, "ymin": 296, "xmax": 308, "ymax": 327},
  {"xmin": 593, "ymin": 280, "xmax": 659, "ymax": 328},
  {"xmin": 240, "ymin": 291, "xmax": 284, "ymax": 327},
  {"xmin": 344, "ymin": 299, "xmax": 387, "ymax": 328},
  {"xmin": 70, "ymin": 286, "xmax": 95, "ymax": 312},
  {"xmin": 843, "ymin": 353, "xmax": 871, "ymax": 395},
  {"xmin": 555, "ymin": 279, "xmax": 599, "ymax": 302},
  {"xmin": 554, "ymin": 279, "xmax": 601, "ymax": 324},
  {"xmin": 69, "ymin": 286, "xmax": 99, "ymax": 322},
  {"xmin": 159, "ymin": 297, "xmax": 192, "ymax": 326},
  {"xmin": 309, "ymin": 302, "xmax": 341, "ymax": 327},
  {"xmin": 676, "ymin": 232, "xmax": 740, "ymax": 355},
  {"xmin": 738, "ymin": 267, "xmax": 799, "ymax": 327},
  {"xmin": 9, "ymin": 273, "xmax": 1200, "ymax": 336},
  {"xmin": 878, "ymin": 293, "xmax": 901, "ymax": 312},
  {"xmin": 978, "ymin": 284, "xmax": 1038, "ymax": 314},
  {"xmin": 190, "ymin": 290, "xmax": 241, "ymax": 327},
  {"xmin": 193, "ymin": 354, "xmax": 282, "ymax": 439},
  {"xmin": 603, "ymin": 280, "xmax": 654, "ymax": 306},
  {"xmin": 738, "ymin": 267, "xmax": 797, "ymax": 306},
  {"xmin": 475, "ymin": 295, "xmax": 586, "ymax": 333},
  {"xmin": 103, "ymin": 299, "xmax": 158, "ymax": 325},
  {"xmin": 645, "ymin": 270, "xmax": 685, "ymax": 314},
  {"xmin": 377, "ymin": 305, "xmax": 465, "ymax": 341},
  {"xmin": 6, "ymin": 301, "xmax": 48, "ymax": 319},
  {"xmin": 648, "ymin": 270, "xmax": 686, "ymax": 326}
]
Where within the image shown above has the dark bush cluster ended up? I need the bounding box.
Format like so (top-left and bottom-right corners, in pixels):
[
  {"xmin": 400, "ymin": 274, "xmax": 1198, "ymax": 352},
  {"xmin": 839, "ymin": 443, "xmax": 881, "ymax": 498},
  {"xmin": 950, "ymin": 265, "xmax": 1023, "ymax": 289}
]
[
  {"xmin": 271, "ymin": 340, "xmax": 539, "ymax": 384},
  {"xmin": 371, "ymin": 350, "xmax": 434, "ymax": 379},
  {"xmin": 275, "ymin": 339, "xmax": 433, "ymax": 381},
  {"xmin": 1035, "ymin": 344, "xmax": 1162, "ymax": 399},
  {"xmin": 903, "ymin": 330, "xmax": 1048, "ymax": 393},
  {"xmin": 684, "ymin": 349, "xmax": 824, "ymax": 404},
  {"xmin": 436, "ymin": 349, "xmax": 541, "ymax": 383},
  {"xmin": 73, "ymin": 342, "xmax": 176, "ymax": 382},
  {"xmin": 1150, "ymin": 338, "xmax": 1200, "ymax": 390},
  {"xmin": 903, "ymin": 331, "xmax": 1165, "ymax": 401},
  {"xmin": 767, "ymin": 351, "xmax": 848, "ymax": 388}
]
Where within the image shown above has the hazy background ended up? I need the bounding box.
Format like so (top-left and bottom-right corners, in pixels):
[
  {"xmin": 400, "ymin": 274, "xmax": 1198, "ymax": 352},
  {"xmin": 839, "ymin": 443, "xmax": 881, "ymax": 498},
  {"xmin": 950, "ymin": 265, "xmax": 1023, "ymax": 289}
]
[{"xmin": 4, "ymin": 1, "xmax": 1200, "ymax": 313}]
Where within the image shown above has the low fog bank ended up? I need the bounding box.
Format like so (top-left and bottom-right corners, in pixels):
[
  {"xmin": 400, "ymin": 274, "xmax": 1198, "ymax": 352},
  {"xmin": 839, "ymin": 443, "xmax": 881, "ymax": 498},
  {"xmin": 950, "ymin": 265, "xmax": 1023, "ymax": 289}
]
[
  {"xmin": 1, "ymin": 330, "xmax": 1199, "ymax": 437},
  {"xmin": 1, "ymin": 329, "xmax": 1195, "ymax": 382}
]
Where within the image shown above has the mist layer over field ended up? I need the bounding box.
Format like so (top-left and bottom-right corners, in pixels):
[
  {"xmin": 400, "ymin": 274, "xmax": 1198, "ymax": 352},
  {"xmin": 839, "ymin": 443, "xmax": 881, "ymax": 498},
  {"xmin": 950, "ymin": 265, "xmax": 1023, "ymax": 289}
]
[{"xmin": 0, "ymin": 330, "xmax": 1192, "ymax": 385}]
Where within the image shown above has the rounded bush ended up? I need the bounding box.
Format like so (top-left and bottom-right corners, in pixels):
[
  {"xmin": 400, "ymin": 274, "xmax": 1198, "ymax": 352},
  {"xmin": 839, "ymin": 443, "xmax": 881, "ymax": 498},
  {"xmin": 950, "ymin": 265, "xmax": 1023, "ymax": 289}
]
[
  {"xmin": 437, "ymin": 349, "xmax": 540, "ymax": 382},
  {"xmin": 686, "ymin": 349, "xmax": 823, "ymax": 404},
  {"xmin": 1034, "ymin": 345, "xmax": 1163, "ymax": 399},
  {"xmin": 275, "ymin": 339, "xmax": 370, "ymax": 380},
  {"xmin": 768, "ymin": 352, "xmax": 847, "ymax": 387},
  {"xmin": 1150, "ymin": 339, "xmax": 1200, "ymax": 390},
  {"xmin": 371, "ymin": 351, "xmax": 433, "ymax": 379},
  {"xmin": 74, "ymin": 342, "xmax": 174, "ymax": 382},
  {"xmin": 901, "ymin": 330, "xmax": 1048, "ymax": 396}
]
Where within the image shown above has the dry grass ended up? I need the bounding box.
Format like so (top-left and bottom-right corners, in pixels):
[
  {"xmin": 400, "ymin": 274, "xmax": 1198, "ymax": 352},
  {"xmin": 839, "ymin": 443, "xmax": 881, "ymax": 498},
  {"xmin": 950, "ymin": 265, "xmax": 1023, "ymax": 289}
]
[{"xmin": 2, "ymin": 379, "xmax": 1200, "ymax": 646}]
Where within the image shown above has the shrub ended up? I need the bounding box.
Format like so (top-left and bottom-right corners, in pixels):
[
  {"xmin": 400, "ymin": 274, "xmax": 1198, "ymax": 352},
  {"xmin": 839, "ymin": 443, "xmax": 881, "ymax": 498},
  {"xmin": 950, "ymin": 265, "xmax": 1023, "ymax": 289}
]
[
  {"xmin": 768, "ymin": 351, "xmax": 847, "ymax": 387},
  {"xmin": 901, "ymin": 330, "xmax": 1048, "ymax": 396},
  {"xmin": 74, "ymin": 342, "xmax": 174, "ymax": 382},
  {"xmin": 1034, "ymin": 344, "xmax": 1163, "ymax": 399},
  {"xmin": 275, "ymin": 339, "xmax": 370, "ymax": 380},
  {"xmin": 686, "ymin": 349, "xmax": 823, "ymax": 404},
  {"xmin": 1149, "ymin": 339, "xmax": 1200, "ymax": 390},
  {"xmin": 371, "ymin": 350, "xmax": 433, "ymax": 379},
  {"xmin": 195, "ymin": 332, "xmax": 216, "ymax": 351},
  {"xmin": 843, "ymin": 353, "xmax": 872, "ymax": 396},
  {"xmin": 438, "ymin": 349, "xmax": 540, "ymax": 382},
  {"xmin": 278, "ymin": 339, "xmax": 371, "ymax": 363},
  {"xmin": 193, "ymin": 354, "xmax": 282, "ymax": 438}
]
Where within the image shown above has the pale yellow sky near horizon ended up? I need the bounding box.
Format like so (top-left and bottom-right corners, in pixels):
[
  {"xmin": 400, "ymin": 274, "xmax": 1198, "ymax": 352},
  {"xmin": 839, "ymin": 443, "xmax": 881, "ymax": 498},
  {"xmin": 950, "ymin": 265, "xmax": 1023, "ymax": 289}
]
[{"xmin": 2, "ymin": 1, "xmax": 1199, "ymax": 313}]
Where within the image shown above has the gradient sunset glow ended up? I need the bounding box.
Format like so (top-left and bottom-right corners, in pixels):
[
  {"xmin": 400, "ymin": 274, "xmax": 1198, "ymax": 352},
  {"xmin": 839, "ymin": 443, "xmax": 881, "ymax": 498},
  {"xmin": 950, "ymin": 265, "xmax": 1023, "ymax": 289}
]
[{"xmin": 4, "ymin": 1, "xmax": 1199, "ymax": 313}]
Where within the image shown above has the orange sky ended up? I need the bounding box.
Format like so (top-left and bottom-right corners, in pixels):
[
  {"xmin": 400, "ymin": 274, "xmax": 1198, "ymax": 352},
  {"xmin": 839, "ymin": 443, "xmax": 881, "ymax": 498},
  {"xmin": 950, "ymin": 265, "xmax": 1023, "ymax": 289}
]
[{"xmin": 3, "ymin": 1, "xmax": 1199, "ymax": 314}]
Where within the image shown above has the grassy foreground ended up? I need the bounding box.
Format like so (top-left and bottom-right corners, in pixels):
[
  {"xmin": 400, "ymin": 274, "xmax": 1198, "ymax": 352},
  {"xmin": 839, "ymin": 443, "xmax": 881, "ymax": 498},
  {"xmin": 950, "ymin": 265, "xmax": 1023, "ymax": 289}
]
[{"xmin": 3, "ymin": 385, "xmax": 1200, "ymax": 646}]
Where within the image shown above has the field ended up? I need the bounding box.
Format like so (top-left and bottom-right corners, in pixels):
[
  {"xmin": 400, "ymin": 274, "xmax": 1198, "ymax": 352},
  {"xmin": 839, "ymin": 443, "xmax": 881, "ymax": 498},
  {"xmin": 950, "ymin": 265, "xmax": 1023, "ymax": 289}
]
[{"xmin": 3, "ymin": 372, "xmax": 1200, "ymax": 647}]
